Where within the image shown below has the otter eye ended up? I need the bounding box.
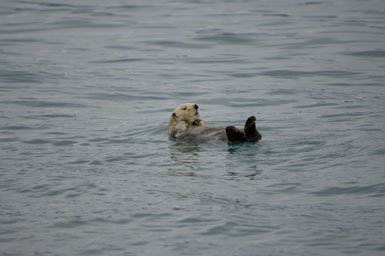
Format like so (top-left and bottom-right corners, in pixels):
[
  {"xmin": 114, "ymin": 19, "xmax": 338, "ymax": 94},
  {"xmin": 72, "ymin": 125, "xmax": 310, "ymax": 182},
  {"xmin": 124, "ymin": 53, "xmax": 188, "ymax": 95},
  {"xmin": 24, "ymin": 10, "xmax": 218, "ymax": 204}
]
[{"xmin": 182, "ymin": 107, "xmax": 187, "ymax": 110}]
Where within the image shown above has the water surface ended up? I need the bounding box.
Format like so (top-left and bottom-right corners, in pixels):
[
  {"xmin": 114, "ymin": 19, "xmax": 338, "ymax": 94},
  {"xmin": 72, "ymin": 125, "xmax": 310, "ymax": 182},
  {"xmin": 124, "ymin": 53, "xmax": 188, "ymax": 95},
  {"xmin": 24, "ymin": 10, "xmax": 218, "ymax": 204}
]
[{"xmin": 1, "ymin": 0, "xmax": 385, "ymax": 255}]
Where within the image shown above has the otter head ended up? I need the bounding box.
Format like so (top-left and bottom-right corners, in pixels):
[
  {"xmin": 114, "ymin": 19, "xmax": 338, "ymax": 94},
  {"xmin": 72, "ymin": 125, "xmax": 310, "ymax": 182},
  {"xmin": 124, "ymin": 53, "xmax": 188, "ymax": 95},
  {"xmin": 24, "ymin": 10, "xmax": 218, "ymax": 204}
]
[{"xmin": 168, "ymin": 103, "xmax": 202, "ymax": 136}]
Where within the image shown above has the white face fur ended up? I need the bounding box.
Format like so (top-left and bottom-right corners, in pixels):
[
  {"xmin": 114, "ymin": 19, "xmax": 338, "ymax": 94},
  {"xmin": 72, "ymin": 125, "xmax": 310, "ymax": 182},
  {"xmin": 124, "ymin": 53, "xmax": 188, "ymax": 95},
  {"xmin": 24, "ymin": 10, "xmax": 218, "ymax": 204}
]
[{"xmin": 168, "ymin": 103, "xmax": 202, "ymax": 135}]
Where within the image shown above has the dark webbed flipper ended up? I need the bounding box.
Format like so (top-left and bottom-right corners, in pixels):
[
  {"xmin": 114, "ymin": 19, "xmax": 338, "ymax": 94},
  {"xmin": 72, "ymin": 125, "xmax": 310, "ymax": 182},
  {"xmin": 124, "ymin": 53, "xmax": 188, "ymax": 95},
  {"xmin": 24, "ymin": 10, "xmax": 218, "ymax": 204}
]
[
  {"xmin": 244, "ymin": 116, "xmax": 262, "ymax": 142},
  {"xmin": 225, "ymin": 126, "xmax": 245, "ymax": 142},
  {"xmin": 226, "ymin": 116, "xmax": 262, "ymax": 143}
]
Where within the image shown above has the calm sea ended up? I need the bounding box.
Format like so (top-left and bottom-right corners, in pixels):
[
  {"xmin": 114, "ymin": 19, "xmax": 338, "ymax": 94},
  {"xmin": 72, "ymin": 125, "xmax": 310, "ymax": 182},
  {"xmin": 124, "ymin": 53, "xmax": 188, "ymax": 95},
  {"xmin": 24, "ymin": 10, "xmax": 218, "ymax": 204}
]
[{"xmin": 1, "ymin": 0, "xmax": 385, "ymax": 255}]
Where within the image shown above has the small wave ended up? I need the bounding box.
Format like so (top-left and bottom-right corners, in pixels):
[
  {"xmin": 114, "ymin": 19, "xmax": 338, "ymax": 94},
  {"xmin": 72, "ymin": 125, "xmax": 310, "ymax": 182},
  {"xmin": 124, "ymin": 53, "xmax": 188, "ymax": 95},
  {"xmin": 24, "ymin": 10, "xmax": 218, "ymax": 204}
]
[
  {"xmin": 319, "ymin": 112, "xmax": 364, "ymax": 119},
  {"xmin": 90, "ymin": 58, "xmax": 148, "ymax": 63},
  {"xmin": 199, "ymin": 97, "xmax": 295, "ymax": 107},
  {"xmin": 23, "ymin": 139, "xmax": 51, "ymax": 145},
  {"xmin": 327, "ymin": 82, "xmax": 384, "ymax": 87},
  {"xmin": 189, "ymin": 58, "xmax": 250, "ymax": 64},
  {"xmin": 178, "ymin": 216, "xmax": 216, "ymax": 224},
  {"xmin": 311, "ymin": 183, "xmax": 385, "ymax": 197},
  {"xmin": 0, "ymin": 137, "xmax": 19, "ymax": 142},
  {"xmin": 302, "ymin": 2, "xmax": 324, "ymax": 5},
  {"xmin": 0, "ymin": 70, "xmax": 42, "ymax": 83},
  {"xmin": 22, "ymin": 139, "xmax": 77, "ymax": 146},
  {"xmin": 371, "ymin": 148, "xmax": 385, "ymax": 156},
  {"xmin": 106, "ymin": 4, "xmax": 154, "ymax": 10},
  {"xmin": 275, "ymin": 37, "xmax": 353, "ymax": 49},
  {"xmin": 0, "ymin": 125, "xmax": 48, "ymax": 130},
  {"xmin": 194, "ymin": 33, "xmax": 256, "ymax": 45},
  {"xmin": 131, "ymin": 212, "xmax": 173, "ymax": 220},
  {"xmin": 51, "ymin": 220, "xmax": 89, "ymax": 229},
  {"xmin": 104, "ymin": 155, "xmax": 128, "ymax": 162},
  {"xmin": 259, "ymin": 70, "xmax": 361, "ymax": 78},
  {"xmin": 52, "ymin": 140, "xmax": 77, "ymax": 146},
  {"xmin": 0, "ymin": 100, "xmax": 89, "ymax": 108},
  {"xmin": 294, "ymin": 102, "xmax": 337, "ymax": 109},
  {"xmin": 90, "ymin": 217, "xmax": 132, "ymax": 224},
  {"xmin": 263, "ymin": 13, "xmax": 290, "ymax": 17},
  {"xmin": 344, "ymin": 50, "xmax": 385, "ymax": 58},
  {"xmin": 146, "ymin": 40, "xmax": 210, "ymax": 49},
  {"xmin": 22, "ymin": 114, "xmax": 76, "ymax": 119},
  {"xmin": 229, "ymin": 73, "xmax": 257, "ymax": 78},
  {"xmin": 201, "ymin": 220, "xmax": 271, "ymax": 236},
  {"xmin": 82, "ymin": 93, "xmax": 165, "ymax": 102}
]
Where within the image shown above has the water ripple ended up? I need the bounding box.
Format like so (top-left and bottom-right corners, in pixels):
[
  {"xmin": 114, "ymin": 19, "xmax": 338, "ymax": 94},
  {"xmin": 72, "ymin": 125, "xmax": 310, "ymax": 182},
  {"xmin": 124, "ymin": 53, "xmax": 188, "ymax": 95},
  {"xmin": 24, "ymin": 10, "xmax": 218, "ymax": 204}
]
[
  {"xmin": 259, "ymin": 70, "xmax": 361, "ymax": 78},
  {"xmin": 0, "ymin": 100, "xmax": 90, "ymax": 108},
  {"xmin": 0, "ymin": 70, "xmax": 42, "ymax": 83},
  {"xmin": 344, "ymin": 50, "xmax": 385, "ymax": 58},
  {"xmin": 90, "ymin": 58, "xmax": 148, "ymax": 63},
  {"xmin": 193, "ymin": 33, "xmax": 256, "ymax": 44},
  {"xmin": 146, "ymin": 40, "xmax": 211, "ymax": 49},
  {"xmin": 311, "ymin": 183, "xmax": 385, "ymax": 197},
  {"xmin": 82, "ymin": 93, "xmax": 166, "ymax": 101}
]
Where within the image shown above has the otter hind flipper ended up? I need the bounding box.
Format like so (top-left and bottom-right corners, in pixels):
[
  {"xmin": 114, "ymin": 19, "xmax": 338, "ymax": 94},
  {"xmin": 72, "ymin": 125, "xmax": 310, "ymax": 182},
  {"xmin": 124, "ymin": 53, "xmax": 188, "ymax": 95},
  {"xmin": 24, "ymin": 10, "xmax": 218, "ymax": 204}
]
[
  {"xmin": 244, "ymin": 116, "xmax": 262, "ymax": 142},
  {"xmin": 225, "ymin": 126, "xmax": 245, "ymax": 142}
]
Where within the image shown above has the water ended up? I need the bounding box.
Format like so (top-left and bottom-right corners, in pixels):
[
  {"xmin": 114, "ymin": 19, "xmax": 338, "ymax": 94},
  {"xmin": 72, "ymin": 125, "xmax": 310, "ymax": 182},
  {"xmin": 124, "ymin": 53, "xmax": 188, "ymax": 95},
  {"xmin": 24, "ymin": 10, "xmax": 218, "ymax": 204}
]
[{"xmin": 1, "ymin": 0, "xmax": 385, "ymax": 255}]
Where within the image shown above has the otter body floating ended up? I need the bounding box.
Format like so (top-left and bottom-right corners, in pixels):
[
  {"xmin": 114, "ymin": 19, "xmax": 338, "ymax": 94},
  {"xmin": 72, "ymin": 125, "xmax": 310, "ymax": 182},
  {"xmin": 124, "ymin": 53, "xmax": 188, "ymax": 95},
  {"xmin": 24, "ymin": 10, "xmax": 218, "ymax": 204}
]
[{"xmin": 168, "ymin": 103, "xmax": 261, "ymax": 143}]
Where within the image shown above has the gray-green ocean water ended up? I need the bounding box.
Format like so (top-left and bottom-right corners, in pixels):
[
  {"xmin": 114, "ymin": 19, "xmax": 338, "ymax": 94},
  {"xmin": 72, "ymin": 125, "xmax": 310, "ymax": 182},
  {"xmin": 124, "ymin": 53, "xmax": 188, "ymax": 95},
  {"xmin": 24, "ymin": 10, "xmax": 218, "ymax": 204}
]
[{"xmin": 1, "ymin": 0, "xmax": 385, "ymax": 255}]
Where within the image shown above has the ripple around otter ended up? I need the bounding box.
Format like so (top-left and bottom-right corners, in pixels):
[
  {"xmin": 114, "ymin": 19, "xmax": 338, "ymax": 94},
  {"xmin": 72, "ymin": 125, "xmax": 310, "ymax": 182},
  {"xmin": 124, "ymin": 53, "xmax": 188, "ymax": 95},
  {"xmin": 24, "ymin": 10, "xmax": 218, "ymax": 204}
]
[{"xmin": 1, "ymin": 0, "xmax": 385, "ymax": 255}]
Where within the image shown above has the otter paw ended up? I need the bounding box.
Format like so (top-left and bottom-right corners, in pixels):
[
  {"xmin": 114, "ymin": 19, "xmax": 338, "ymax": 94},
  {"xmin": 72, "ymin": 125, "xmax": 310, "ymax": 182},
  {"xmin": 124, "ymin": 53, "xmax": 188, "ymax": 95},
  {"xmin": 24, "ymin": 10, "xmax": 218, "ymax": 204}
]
[
  {"xmin": 244, "ymin": 116, "xmax": 262, "ymax": 142},
  {"xmin": 225, "ymin": 126, "xmax": 245, "ymax": 142}
]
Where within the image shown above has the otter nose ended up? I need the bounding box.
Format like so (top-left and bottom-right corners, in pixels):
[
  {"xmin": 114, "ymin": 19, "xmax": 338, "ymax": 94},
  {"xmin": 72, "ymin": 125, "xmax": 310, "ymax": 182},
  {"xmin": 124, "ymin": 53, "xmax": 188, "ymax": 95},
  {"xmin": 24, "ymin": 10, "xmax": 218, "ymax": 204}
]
[{"xmin": 194, "ymin": 104, "xmax": 199, "ymax": 110}]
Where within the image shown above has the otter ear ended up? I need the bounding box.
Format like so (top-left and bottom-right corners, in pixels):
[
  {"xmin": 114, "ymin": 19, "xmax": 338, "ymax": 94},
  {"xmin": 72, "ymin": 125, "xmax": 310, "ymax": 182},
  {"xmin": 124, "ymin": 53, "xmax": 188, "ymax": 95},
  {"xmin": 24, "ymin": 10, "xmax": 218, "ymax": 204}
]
[{"xmin": 172, "ymin": 113, "xmax": 177, "ymax": 119}]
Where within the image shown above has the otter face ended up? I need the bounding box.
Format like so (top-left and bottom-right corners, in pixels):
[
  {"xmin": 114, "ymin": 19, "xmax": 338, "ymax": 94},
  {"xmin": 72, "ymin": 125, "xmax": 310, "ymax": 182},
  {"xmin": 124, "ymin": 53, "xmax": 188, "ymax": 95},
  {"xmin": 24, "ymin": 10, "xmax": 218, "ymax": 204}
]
[{"xmin": 171, "ymin": 103, "xmax": 202, "ymax": 127}]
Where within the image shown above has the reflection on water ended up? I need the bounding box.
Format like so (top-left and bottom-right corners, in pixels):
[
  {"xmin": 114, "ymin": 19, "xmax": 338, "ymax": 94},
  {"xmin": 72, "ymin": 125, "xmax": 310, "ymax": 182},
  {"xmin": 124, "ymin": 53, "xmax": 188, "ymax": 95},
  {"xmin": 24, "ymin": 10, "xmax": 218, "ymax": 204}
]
[
  {"xmin": 226, "ymin": 143, "xmax": 264, "ymax": 179},
  {"xmin": 170, "ymin": 141, "xmax": 203, "ymax": 157},
  {"xmin": 169, "ymin": 141, "xmax": 202, "ymax": 164},
  {"xmin": 168, "ymin": 140, "xmax": 263, "ymax": 179},
  {"xmin": 168, "ymin": 141, "xmax": 202, "ymax": 177}
]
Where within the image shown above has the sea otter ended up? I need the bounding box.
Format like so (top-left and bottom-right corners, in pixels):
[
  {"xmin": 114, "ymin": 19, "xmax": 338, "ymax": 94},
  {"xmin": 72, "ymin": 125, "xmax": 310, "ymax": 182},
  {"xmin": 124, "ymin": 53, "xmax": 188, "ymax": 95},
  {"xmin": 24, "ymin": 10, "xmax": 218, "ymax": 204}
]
[{"xmin": 168, "ymin": 103, "xmax": 261, "ymax": 143}]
